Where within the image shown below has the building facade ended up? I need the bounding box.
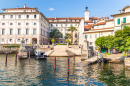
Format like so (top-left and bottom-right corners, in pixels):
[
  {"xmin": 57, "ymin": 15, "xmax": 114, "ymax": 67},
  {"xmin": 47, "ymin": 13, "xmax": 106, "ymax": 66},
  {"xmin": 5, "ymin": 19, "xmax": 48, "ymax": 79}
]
[{"xmin": 0, "ymin": 4, "xmax": 50, "ymax": 45}]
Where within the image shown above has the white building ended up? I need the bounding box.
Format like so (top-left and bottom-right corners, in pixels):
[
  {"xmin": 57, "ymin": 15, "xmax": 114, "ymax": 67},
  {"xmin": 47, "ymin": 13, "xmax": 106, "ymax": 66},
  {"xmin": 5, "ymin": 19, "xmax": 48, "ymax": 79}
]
[
  {"xmin": 111, "ymin": 5, "xmax": 130, "ymax": 31},
  {"xmin": 47, "ymin": 17, "xmax": 84, "ymax": 44},
  {"xmin": 0, "ymin": 4, "xmax": 50, "ymax": 45}
]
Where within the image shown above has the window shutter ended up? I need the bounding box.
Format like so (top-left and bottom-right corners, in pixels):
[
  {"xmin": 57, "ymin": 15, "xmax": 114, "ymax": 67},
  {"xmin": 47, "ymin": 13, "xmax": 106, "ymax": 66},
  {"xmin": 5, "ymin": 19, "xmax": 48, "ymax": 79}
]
[
  {"xmin": 123, "ymin": 17, "xmax": 126, "ymax": 23},
  {"xmin": 117, "ymin": 18, "xmax": 120, "ymax": 25}
]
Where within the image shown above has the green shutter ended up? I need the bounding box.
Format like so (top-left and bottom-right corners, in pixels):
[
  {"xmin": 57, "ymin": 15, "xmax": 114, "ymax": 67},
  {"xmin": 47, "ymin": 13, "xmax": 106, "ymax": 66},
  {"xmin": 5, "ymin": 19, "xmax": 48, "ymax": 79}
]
[
  {"xmin": 123, "ymin": 17, "xmax": 126, "ymax": 23},
  {"xmin": 124, "ymin": 25, "xmax": 126, "ymax": 28},
  {"xmin": 117, "ymin": 18, "xmax": 120, "ymax": 25}
]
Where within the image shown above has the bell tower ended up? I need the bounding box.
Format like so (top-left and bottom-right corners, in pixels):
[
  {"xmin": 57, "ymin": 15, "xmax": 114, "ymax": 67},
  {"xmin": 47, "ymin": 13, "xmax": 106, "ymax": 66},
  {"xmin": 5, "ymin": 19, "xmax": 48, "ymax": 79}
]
[{"xmin": 85, "ymin": 6, "xmax": 89, "ymax": 21}]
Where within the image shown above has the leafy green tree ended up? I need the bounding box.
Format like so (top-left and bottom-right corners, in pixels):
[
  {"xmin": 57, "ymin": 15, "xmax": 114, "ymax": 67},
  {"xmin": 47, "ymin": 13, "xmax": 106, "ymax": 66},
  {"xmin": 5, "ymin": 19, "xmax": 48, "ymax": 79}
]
[
  {"xmin": 65, "ymin": 33, "xmax": 71, "ymax": 39},
  {"xmin": 68, "ymin": 25, "xmax": 77, "ymax": 44},
  {"xmin": 49, "ymin": 29, "xmax": 61, "ymax": 39}
]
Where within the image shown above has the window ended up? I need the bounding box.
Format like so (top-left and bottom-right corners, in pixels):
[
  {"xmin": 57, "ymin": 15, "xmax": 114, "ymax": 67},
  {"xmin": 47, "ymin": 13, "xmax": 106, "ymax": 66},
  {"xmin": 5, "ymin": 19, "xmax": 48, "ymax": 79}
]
[
  {"xmin": 26, "ymin": 23, "xmax": 29, "ymax": 25},
  {"xmin": 26, "ymin": 15, "xmax": 29, "ymax": 19},
  {"xmin": 18, "ymin": 23, "xmax": 21, "ymax": 25},
  {"xmin": 95, "ymin": 34, "xmax": 97, "ymax": 38},
  {"xmin": 90, "ymin": 34, "xmax": 92, "ymax": 39},
  {"xmin": 56, "ymin": 24, "xmax": 58, "ymax": 27},
  {"xmin": 61, "ymin": 34, "xmax": 63, "ymax": 38},
  {"xmin": 26, "ymin": 29, "xmax": 29, "ymax": 35},
  {"xmin": 10, "ymin": 39, "xmax": 12, "ymax": 42},
  {"xmin": 2, "ymin": 23, "xmax": 5, "ymax": 25},
  {"xmin": 75, "ymin": 20, "xmax": 76, "ymax": 21},
  {"xmin": 18, "ymin": 29, "xmax": 21, "ymax": 35},
  {"xmin": 51, "ymin": 24, "xmax": 53, "ymax": 27},
  {"xmin": 61, "ymin": 24, "xmax": 63, "ymax": 27},
  {"xmin": 17, "ymin": 39, "xmax": 20, "ymax": 42},
  {"xmin": 117, "ymin": 18, "xmax": 120, "ymax": 25},
  {"xmin": 34, "ymin": 15, "xmax": 36, "ymax": 18},
  {"xmin": 85, "ymin": 35, "xmax": 87, "ymax": 38},
  {"xmin": 2, "ymin": 39, "xmax": 4, "ymax": 42},
  {"xmin": 10, "ymin": 29, "xmax": 13, "ymax": 35},
  {"xmin": 3, "ymin": 15, "xmax": 5, "ymax": 19},
  {"xmin": 18, "ymin": 15, "xmax": 21, "ymax": 18},
  {"xmin": 66, "ymin": 20, "xmax": 68, "ymax": 22},
  {"xmin": 75, "ymin": 34, "xmax": 77, "ymax": 38},
  {"xmin": 2, "ymin": 29, "xmax": 5, "ymax": 35},
  {"xmin": 10, "ymin": 15, "xmax": 13, "ymax": 18},
  {"xmin": 33, "ymin": 29, "xmax": 36, "ymax": 35},
  {"xmin": 34, "ymin": 23, "xmax": 36, "ymax": 25},
  {"xmin": 94, "ymin": 20, "xmax": 96, "ymax": 24},
  {"xmin": 66, "ymin": 24, "xmax": 67, "ymax": 26},
  {"xmin": 90, "ymin": 42, "xmax": 93, "ymax": 45},
  {"xmin": 111, "ymin": 31, "xmax": 113, "ymax": 35},
  {"xmin": 24, "ymin": 10, "xmax": 26, "ymax": 12},
  {"xmin": 97, "ymin": 25, "xmax": 99, "ymax": 28},
  {"xmin": 10, "ymin": 23, "xmax": 13, "ymax": 25},
  {"xmin": 101, "ymin": 32, "xmax": 103, "ymax": 35},
  {"xmin": 75, "ymin": 24, "xmax": 77, "ymax": 26},
  {"xmin": 61, "ymin": 41, "xmax": 62, "ymax": 43},
  {"xmin": 26, "ymin": 39, "xmax": 28, "ymax": 42},
  {"xmin": 123, "ymin": 17, "xmax": 126, "ymax": 23}
]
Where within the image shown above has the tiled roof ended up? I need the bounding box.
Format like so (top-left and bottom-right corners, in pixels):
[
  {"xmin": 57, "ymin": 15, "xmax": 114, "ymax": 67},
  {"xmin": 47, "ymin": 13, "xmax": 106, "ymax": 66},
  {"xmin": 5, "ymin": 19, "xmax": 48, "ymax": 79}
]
[
  {"xmin": 106, "ymin": 19, "xmax": 114, "ymax": 22},
  {"xmin": 122, "ymin": 5, "xmax": 130, "ymax": 11},
  {"xmin": 84, "ymin": 24, "xmax": 93, "ymax": 31},
  {"xmin": 89, "ymin": 17, "xmax": 98, "ymax": 20},
  {"xmin": 94, "ymin": 22, "xmax": 106, "ymax": 26},
  {"xmin": 47, "ymin": 17, "xmax": 84, "ymax": 20},
  {"xmin": 84, "ymin": 21, "xmax": 93, "ymax": 23}
]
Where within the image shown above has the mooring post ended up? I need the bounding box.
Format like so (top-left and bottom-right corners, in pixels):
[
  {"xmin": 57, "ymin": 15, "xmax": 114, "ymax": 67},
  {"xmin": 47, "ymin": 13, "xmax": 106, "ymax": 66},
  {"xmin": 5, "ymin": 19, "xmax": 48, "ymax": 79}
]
[
  {"xmin": 73, "ymin": 55, "xmax": 75, "ymax": 65},
  {"xmin": 15, "ymin": 52, "xmax": 17, "ymax": 66},
  {"xmin": 67, "ymin": 58, "xmax": 69, "ymax": 78},
  {"xmin": 15, "ymin": 52, "xmax": 17, "ymax": 60},
  {"xmin": 54, "ymin": 57, "xmax": 56, "ymax": 70},
  {"xmin": 5, "ymin": 53, "xmax": 7, "ymax": 66},
  {"xmin": 29, "ymin": 51, "xmax": 30, "ymax": 59}
]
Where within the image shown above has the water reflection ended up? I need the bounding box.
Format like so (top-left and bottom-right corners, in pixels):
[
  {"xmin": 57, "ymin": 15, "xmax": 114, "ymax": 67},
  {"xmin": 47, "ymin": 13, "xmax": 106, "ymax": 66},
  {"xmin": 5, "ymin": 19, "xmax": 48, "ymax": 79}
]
[{"xmin": 0, "ymin": 54, "xmax": 130, "ymax": 85}]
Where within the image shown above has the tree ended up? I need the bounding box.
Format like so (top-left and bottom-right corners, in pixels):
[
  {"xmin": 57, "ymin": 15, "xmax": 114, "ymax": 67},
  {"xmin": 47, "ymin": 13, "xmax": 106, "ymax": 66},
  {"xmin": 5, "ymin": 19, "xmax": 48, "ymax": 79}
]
[
  {"xmin": 65, "ymin": 33, "xmax": 71, "ymax": 39},
  {"xmin": 49, "ymin": 29, "xmax": 61, "ymax": 39},
  {"xmin": 95, "ymin": 35, "xmax": 114, "ymax": 49},
  {"xmin": 67, "ymin": 25, "xmax": 77, "ymax": 44}
]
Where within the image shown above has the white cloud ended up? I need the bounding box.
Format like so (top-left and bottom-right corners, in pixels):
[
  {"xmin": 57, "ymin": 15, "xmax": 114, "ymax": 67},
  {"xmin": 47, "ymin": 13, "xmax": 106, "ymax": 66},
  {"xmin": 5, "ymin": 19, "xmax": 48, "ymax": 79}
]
[{"xmin": 49, "ymin": 8, "xmax": 54, "ymax": 11}]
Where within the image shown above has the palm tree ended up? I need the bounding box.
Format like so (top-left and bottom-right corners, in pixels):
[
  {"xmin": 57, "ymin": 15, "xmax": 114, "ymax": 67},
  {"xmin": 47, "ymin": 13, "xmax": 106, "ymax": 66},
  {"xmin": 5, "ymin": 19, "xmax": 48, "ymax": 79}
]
[{"xmin": 68, "ymin": 25, "xmax": 77, "ymax": 44}]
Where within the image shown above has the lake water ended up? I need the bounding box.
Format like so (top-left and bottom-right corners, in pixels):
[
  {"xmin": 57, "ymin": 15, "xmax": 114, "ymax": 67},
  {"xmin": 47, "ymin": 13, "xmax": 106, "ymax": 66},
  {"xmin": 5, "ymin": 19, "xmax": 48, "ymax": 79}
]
[{"xmin": 0, "ymin": 54, "xmax": 130, "ymax": 86}]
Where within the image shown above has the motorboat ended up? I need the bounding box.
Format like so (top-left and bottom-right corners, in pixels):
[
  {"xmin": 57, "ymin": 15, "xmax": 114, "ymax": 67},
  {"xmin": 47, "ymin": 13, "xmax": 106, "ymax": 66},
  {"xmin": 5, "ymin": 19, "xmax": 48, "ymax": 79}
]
[{"xmin": 35, "ymin": 50, "xmax": 47, "ymax": 60}]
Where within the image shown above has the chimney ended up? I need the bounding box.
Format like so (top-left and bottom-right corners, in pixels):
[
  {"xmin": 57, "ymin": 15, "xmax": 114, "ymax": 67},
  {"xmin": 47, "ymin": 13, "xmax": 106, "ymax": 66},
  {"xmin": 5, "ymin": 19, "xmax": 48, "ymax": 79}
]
[
  {"xmin": 68, "ymin": 16, "xmax": 70, "ymax": 19},
  {"xmin": 119, "ymin": 10, "xmax": 121, "ymax": 14},
  {"xmin": 17, "ymin": 6, "xmax": 19, "ymax": 9},
  {"xmin": 55, "ymin": 16, "xmax": 57, "ymax": 19},
  {"xmin": 95, "ymin": 15, "xmax": 97, "ymax": 17},
  {"xmin": 36, "ymin": 7, "xmax": 38, "ymax": 10},
  {"xmin": 24, "ymin": 4, "xmax": 26, "ymax": 8}
]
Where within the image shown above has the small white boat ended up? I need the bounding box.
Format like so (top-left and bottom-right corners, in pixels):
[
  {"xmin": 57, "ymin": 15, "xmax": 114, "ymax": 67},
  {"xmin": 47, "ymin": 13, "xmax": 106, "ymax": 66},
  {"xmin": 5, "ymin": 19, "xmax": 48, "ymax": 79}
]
[{"xmin": 35, "ymin": 50, "xmax": 47, "ymax": 60}]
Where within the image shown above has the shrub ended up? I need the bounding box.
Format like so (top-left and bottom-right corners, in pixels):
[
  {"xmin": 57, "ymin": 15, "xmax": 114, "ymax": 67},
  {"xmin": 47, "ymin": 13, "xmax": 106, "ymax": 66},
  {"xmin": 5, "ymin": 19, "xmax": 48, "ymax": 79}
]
[{"xmin": 3, "ymin": 45, "xmax": 20, "ymax": 48}]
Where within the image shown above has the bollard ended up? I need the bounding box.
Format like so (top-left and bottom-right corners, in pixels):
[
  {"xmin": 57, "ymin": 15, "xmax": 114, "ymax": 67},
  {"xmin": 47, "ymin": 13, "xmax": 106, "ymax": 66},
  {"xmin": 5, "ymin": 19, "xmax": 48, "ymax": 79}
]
[
  {"xmin": 73, "ymin": 55, "xmax": 75, "ymax": 65},
  {"xmin": 54, "ymin": 57, "xmax": 56, "ymax": 70},
  {"xmin": 29, "ymin": 51, "xmax": 30, "ymax": 59},
  {"xmin": 5, "ymin": 53, "xmax": 7, "ymax": 66}
]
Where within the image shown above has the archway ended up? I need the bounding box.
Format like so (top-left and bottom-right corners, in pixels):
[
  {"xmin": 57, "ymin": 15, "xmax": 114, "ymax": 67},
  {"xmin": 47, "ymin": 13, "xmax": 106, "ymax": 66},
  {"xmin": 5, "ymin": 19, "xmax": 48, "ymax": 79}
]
[{"xmin": 32, "ymin": 38, "xmax": 37, "ymax": 44}]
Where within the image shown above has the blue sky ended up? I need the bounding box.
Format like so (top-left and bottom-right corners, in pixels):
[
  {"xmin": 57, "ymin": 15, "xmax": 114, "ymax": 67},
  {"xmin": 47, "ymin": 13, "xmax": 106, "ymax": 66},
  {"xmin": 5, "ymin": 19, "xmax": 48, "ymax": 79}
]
[{"xmin": 0, "ymin": 0, "xmax": 129, "ymax": 18}]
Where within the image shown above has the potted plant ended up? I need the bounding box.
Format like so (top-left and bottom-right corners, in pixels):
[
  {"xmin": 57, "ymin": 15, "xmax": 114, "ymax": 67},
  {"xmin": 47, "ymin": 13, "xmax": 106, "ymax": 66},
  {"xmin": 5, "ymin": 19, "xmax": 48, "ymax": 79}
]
[
  {"xmin": 66, "ymin": 39, "xmax": 69, "ymax": 48},
  {"xmin": 51, "ymin": 39, "xmax": 55, "ymax": 46}
]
